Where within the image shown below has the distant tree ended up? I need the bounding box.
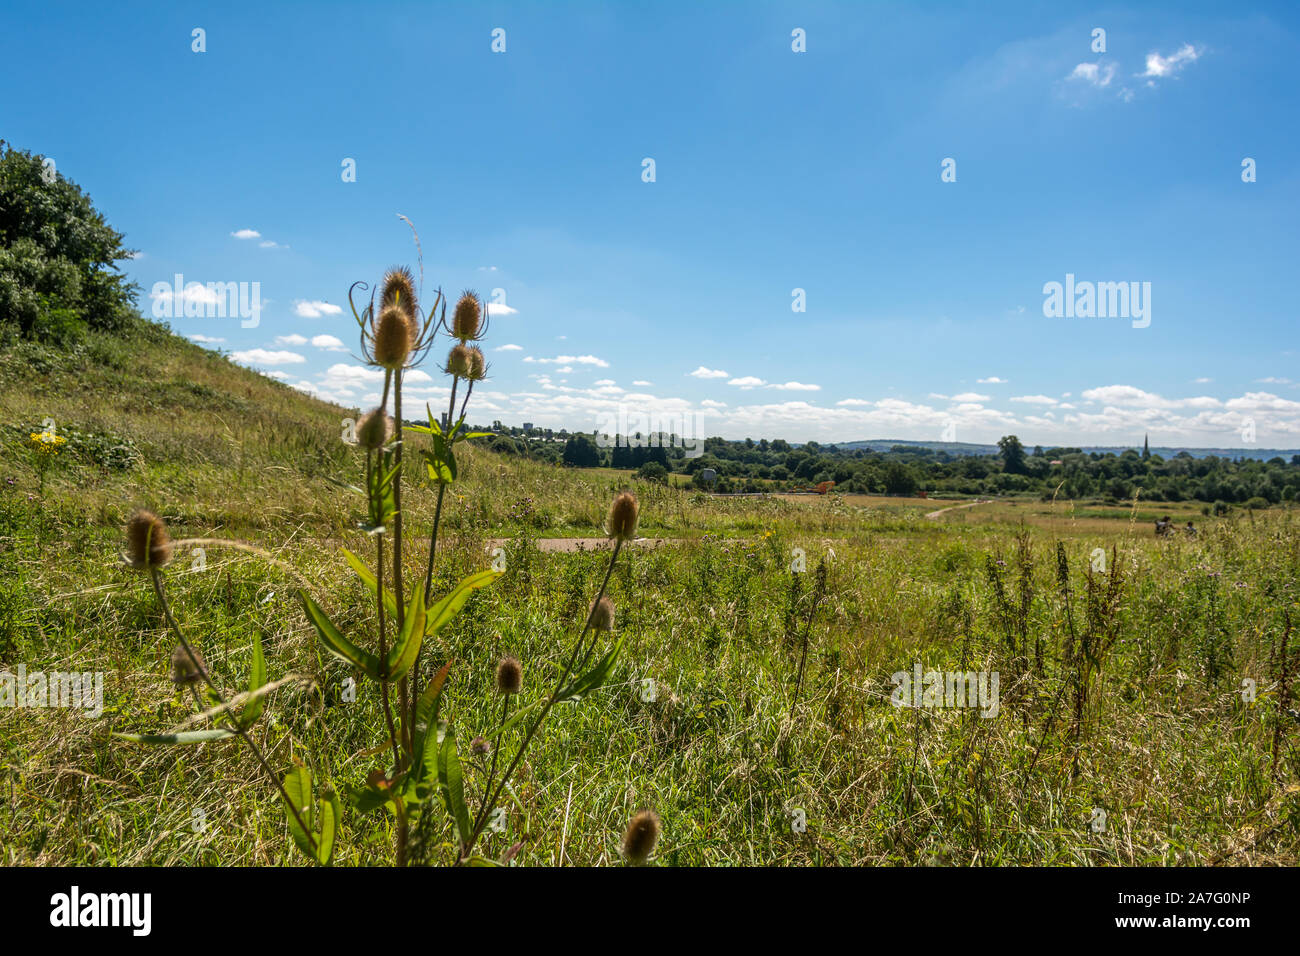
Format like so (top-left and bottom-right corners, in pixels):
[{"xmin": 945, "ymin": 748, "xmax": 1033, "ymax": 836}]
[
  {"xmin": 637, "ymin": 461, "xmax": 668, "ymax": 483},
  {"xmin": 561, "ymin": 435, "xmax": 601, "ymax": 468},
  {"xmin": 0, "ymin": 141, "xmax": 139, "ymax": 342},
  {"xmin": 883, "ymin": 461, "xmax": 918, "ymax": 496},
  {"xmin": 997, "ymin": 435, "xmax": 1027, "ymax": 475}
]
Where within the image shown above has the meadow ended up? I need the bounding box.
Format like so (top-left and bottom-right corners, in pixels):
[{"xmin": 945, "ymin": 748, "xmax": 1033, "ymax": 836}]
[{"xmin": 1, "ymin": 325, "xmax": 1298, "ymax": 866}]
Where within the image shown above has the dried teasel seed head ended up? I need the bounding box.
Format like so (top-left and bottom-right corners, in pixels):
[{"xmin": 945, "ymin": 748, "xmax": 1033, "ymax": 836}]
[
  {"xmin": 495, "ymin": 656, "xmax": 522, "ymax": 695},
  {"xmin": 606, "ymin": 491, "xmax": 639, "ymax": 542},
  {"xmin": 621, "ymin": 809, "xmax": 661, "ymax": 865},
  {"xmin": 446, "ymin": 342, "xmax": 474, "ymax": 379},
  {"xmin": 373, "ymin": 304, "xmax": 414, "ymax": 370},
  {"xmin": 588, "ymin": 596, "xmax": 615, "ymax": 632},
  {"xmin": 381, "ymin": 266, "xmax": 418, "ymax": 321},
  {"xmin": 466, "ymin": 346, "xmax": 487, "ymax": 382},
  {"xmin": 126, "ymin": 509, "xmax": 173, "ymax": 570},
  {"xmin": 170, "ymin": 644, "xmax": 206, "ymax": 686},
  {"xmin": 356, "ymin": 407, "xmax": 393, "ymax": 450},
  {"xmin": 452, "ymin": 291, "xmax": 482, "ymax": 340}
]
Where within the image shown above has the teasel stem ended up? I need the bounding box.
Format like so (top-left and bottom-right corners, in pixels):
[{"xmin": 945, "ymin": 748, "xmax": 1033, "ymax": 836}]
[
  {"xmin": 464, "ymin": 539, "xmax": 623, "ymax": 857},
  {"xmin": 372, "ymin": 495, "xmax": 401, "ymax": 776},
  {"xmin": 413, "ymin": 378, "xmax": 462, "ymax": 717},
  {"xmin": 456, "ymin": 379, "xmax": 474, "ymax": 430},
  {"xmin": 391, "ymin": 373, "xmax": 407, "ymax": 713},
  {"xmin": 148, "ymin": 568, "xmax": 316, "ymax": 855},
  {"xmin": 482, "ymin": 692, "xmax": 510, "ymax": 805}
]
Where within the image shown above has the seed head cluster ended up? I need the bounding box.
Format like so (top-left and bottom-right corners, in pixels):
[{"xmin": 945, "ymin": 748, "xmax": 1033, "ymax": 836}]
[
  {"xmin": 621, "ymin": 809, "xmax": 661, "ymax": 865},
  {"xmin": 495, "ymin": 656, "xmax": 523, "ymax": 695},
  {"xmin": 125, "ymin": 510, "xmax": 173, "ymax": 570}
]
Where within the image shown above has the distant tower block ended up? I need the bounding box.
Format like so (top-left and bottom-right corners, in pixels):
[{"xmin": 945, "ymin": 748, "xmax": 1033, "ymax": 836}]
[{"xmin": 522, "ymin": 422, "xmax": 534, "ymax": 432}]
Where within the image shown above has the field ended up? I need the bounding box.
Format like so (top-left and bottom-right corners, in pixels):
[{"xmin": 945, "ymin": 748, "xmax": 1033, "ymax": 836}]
[{"xmin": 1, "ymin": 327, "xmax": 1298, "ymax": 866}]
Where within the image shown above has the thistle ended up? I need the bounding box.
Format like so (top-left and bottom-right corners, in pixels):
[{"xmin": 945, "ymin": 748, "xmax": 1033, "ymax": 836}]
[
  {"xmin": 124, "ymin": 510, "xmax": 173, "ymax": 571},
  {"xmin": 451, "ymin": 291, "xmax": 483, "ymax": 341},
  {"xmin": 445, "ymin": 343, "xmax": 474, "ymax": 380},
  {"xmin": 373, "ymin": 304, "xmax": 415, "ymax": 370},
  {"xmin": 588, "ymin": 596, "xmax": 615, "ymax": 632},
  {"xmin": 356, "ymin": 407, "xmax": 394, "ymax": 450},
  {"xmin": 466, "ymin": 346, "xmax": 487, "ymax": 382},
  {"xmin": 170, "ymin": 643, "xmax": 207, "ymax": 685},
  {"xmin": 495, "ymin": 656, "xmax": 523, "ymax": 695},
  {"xmin": 606, "ymin": 491, "xmax": 639, "ymax": 542},
  {"xmin": 381, "ymin": 266, "xmax": 419, "ymax": 321},
  {"xmin": 621, "ymin": 809, "xmax": 661, "ymax": 865}
]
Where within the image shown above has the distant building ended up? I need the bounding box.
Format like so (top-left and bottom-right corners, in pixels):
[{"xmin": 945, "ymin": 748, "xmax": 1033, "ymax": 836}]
[{"xmin": 522, "ymin": 422, "xmax": 533, "ymax": 432}]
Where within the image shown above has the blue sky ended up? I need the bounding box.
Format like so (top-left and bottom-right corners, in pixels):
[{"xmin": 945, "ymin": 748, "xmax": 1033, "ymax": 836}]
[{"xmin": 4, "ymin": 1, "xmax": 1298, "ymax": 447}]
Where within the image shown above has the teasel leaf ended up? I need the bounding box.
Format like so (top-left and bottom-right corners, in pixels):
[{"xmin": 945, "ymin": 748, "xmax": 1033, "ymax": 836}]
[
  {"xmin": 438, "ymin": 724, "xmax": 470, "ymax": 851},
  {"xmin": 299, "ymin": 592, "xmax": 382, "ymax": 679},
  {"xmin": 384, "ymin": 585, "xmax": 426, "ymax": 681},
  {"xmin": 425, "ymin": 568, "xmax": 502, "ymax": 638}
]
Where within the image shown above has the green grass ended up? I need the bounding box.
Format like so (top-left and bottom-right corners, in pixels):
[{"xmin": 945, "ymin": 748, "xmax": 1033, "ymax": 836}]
[{"xmin": 1, "ymin": 325, "xmax": 1298, "ymax": 866}]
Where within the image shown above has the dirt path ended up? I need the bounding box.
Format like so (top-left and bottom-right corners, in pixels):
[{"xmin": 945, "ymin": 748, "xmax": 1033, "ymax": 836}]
[
  {"xmin": 485, "ymin": 537, "xmax": 676, "ymax": 553},
  {"xmin": 925, "ymin": 499, "xmax": 993, "ymax": 519}
]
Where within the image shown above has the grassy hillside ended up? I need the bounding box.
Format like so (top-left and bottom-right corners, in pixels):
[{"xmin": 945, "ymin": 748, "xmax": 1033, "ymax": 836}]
[{"xmin": 2, "ymin": 323, "xmax": 1299, "ymax": 866}]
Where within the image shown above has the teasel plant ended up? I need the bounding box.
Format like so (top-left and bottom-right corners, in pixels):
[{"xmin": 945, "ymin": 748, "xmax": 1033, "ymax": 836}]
[
  {"xmin": 115, "ymin": 510, "xmax": 338, "ymax": 865},
  {"xmin": 114, "ymin": 223, "xmax": 633, "ymax": 866}
]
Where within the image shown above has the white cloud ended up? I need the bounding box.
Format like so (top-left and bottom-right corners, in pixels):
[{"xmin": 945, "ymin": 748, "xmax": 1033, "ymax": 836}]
[
  {"xmin": 1080, "ymin": 384, "xmax": 1221, "ymax": 410},
  {"xmin": 486, "ymin": 302, "xmax": 518, "ymax": 316},
  {"xmin": 523, "ymin": 354, "xmax": 610, "ymax": 367},
  {"xmin": 836, "ymin": 399, "xmax": 871, "ymax": 407},
  {"xmin": 728, "ymin": 376, "xmax": 766, "ymax": 388},
  {"xmin": 231, "ymin": 229, "xmax": 261, "ymax": 240},
  {"xmin": 594, "ymin": 379, "xmax": 615, "ymax": 386},
  {"xmin": 188, "ymin": 333, "xmax": 225, "ymax": 344},
  {"xmin": 231, "ymin": 349, "xmax": 305, "ymax": 366},
  {"xmin": 1010, "ymin": 395, "xmax": 1057, "ymax": 405},
  {"xmin": 689, "ymin": 366, "xmax": 729, "ymax": 379},
  {"xmin": 274, "ymin": 334, "xmax": 308, "ymax": 346},
  {"xmin": 294, "ymin": 300, "xmax": 344, "ymax": 318},
  {"xmin": 150, "ymin": 283, "xmax": 221, "ymax": 310},
  {"xmin": 977, "ymin": 376, "xmax": 1007, "ymax": 384},
  {"xmin": 951, "ymin": 392, "xmax": 990, "ymax": 402},
  {"xmin": 496, "ymin": 343, "xmax": 523, "ymax": 351},
  {"xmin": 311, "ymin": 334, "xmax": 347, "ymax": 351},
  {"xmin": 700, "ymin": 399, "xmax": 728, "ymax": 408},
  {"xmin": 767, "ymin": 381, "xmax": 820, "ymax": 391},
  {"xmin": 633, "ymin": 380, "xmax": 653, "ymax": 387},
  {"xmin": 1140, "ymin": 44, "xmax": 1201, "ymax": 79},
  {"xmin": 1069, "ymin": 61, "xmax": 1117, "ymax": 88}
]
